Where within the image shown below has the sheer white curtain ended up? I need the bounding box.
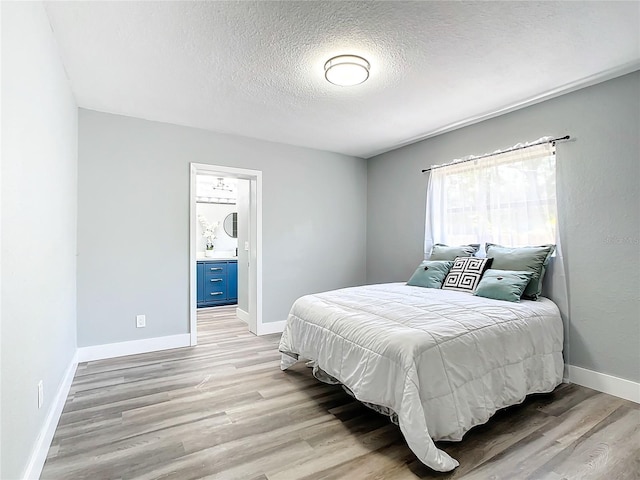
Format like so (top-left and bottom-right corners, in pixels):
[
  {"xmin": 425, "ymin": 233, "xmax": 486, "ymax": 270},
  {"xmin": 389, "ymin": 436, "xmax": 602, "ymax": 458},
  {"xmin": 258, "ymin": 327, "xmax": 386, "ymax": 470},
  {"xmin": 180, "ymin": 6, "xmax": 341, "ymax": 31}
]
[
  {"xmin": 425, "ymin": 141, "xmax": 557, "ymax": 255},
  {"xmin": 425, "ymin": 139, "xmax": 570, "ymax": 372}
]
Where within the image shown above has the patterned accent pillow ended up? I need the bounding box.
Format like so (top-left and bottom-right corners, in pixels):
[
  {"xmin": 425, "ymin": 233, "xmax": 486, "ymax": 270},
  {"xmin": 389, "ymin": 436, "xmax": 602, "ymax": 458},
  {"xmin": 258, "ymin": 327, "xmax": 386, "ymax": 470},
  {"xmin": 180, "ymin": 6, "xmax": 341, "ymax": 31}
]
[{"xmin": 442, "ymin": 256, "xmax": 493, "ymax": 293}]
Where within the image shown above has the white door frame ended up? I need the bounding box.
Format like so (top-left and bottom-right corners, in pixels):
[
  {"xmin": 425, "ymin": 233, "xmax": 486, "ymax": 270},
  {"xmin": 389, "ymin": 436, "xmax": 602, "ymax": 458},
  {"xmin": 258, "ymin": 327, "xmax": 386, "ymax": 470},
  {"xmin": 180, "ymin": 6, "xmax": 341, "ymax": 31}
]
[{"xmin": 189, "ymin": 163, "xmax": 263, "ymax": 345}]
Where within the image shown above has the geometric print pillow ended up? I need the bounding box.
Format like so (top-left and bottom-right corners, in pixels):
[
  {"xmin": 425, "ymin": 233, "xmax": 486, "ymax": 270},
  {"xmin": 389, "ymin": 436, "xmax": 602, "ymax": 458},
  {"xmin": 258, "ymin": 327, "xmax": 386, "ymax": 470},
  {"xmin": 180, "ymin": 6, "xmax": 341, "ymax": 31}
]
[{"xmin": 442, "ymin": 256, "xmax": 493, "ymax": 293}]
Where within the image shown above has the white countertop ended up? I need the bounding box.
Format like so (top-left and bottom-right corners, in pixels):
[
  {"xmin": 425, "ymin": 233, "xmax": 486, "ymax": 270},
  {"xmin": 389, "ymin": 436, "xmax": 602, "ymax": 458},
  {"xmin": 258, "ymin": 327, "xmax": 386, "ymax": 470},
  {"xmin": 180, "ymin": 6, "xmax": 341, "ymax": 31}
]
[{"xmin": 197, "ymin": 256, "xmax": 238, "ymax": 262}]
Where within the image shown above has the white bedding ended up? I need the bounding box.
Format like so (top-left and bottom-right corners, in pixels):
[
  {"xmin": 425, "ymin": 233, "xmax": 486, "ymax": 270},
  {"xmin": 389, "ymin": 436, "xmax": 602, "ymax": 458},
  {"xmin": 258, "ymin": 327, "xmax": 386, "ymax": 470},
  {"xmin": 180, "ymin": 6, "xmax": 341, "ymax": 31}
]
[{"xmin": 278, "ymin": 283, "xmax": 564, "ymax": 472}]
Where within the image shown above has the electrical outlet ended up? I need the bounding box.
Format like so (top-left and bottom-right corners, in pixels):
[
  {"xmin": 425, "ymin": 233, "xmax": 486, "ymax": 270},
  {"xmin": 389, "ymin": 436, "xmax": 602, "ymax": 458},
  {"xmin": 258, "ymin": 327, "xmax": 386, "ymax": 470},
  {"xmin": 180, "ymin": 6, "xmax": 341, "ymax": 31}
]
[
  {"xmin": 38, "ymin": 380, "xmax": 44, "ymax": 408},
  {"xmin": 136, "ymin": 314, "xmax": 146, "ymax": 328},
  {"xmin": 244, "ymin": 241, "xmax": 249, "ymax": 251}
]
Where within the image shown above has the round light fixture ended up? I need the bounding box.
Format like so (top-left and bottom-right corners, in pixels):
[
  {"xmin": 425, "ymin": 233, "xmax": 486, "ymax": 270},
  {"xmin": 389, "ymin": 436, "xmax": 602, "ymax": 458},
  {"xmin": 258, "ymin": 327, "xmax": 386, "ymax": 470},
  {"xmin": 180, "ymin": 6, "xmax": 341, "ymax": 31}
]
[{"xmin": 324, "ymin": 55, "xmax": 370, "ymax": 86}]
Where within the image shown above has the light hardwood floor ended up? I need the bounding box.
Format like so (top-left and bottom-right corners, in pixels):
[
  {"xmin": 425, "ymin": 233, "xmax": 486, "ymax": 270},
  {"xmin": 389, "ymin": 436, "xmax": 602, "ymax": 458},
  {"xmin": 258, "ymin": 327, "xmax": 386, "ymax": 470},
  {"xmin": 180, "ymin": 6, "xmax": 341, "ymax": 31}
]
[{"xmin": 42, "ymin": 306, "xmax": 640, "ymax": 479}]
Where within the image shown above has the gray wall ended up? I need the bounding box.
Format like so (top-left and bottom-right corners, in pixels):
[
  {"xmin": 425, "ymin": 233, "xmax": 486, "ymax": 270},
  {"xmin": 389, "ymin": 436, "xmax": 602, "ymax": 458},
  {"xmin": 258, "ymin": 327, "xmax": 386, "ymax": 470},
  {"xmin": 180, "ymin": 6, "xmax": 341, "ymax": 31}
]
[
  {"xmin": 78, "ymin": 110, "xmax": 367, "ymax": 346},
  {"xmin": 367, "ymin": 71, "xmax": 640, "ymax": 383},
  {"xmin": 1, "ymin": 2, "xmax": 78, "ymax": 478}
]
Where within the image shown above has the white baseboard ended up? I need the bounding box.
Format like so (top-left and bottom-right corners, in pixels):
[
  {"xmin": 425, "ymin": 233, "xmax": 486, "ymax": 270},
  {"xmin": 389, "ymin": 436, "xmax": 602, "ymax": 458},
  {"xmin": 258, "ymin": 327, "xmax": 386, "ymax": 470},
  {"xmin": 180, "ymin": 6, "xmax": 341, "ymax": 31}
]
[
  {"xmin": 568, "ymin": 365, "xmax": 639, "ymax": 404},
  {"xmin": 257, "ymin": 320, "xmax": 286, "ymax": 336},
  {"xmin": 236, "ymin": 307, "xmax": 249, "ymax": 324},
  {"xmin": 77, "ymin": 333, "xmax": 191, "ymax": 362},
  {"xmin": 23, "ymin": 351, "xmax": 78, "ymax": 480}
]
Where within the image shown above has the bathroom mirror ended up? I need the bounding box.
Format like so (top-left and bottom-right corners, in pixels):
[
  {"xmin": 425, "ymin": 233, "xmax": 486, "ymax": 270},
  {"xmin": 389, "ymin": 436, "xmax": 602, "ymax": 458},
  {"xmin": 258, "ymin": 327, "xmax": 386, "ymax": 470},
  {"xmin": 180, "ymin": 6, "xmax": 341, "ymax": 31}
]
[{"xmin": 223, "ymin": 212, "xmax": 237, "ymax": 238}]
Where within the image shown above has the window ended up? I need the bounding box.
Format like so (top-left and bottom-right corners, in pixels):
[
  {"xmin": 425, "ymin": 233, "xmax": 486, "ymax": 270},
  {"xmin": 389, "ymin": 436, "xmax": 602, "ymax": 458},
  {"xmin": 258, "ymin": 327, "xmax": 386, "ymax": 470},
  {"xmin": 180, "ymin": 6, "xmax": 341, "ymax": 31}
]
[{"xmin": 425, "ymin": 141, "xmax": 557, "ymax": 254}]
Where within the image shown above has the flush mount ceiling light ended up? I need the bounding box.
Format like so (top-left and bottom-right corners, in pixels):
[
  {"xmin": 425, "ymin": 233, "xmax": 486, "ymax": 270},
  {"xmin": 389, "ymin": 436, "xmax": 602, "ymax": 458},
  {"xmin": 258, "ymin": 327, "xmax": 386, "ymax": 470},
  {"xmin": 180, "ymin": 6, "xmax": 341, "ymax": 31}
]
[{"xmin": 324, "ymin": 55, "xmax": 370, "ymax": 86}]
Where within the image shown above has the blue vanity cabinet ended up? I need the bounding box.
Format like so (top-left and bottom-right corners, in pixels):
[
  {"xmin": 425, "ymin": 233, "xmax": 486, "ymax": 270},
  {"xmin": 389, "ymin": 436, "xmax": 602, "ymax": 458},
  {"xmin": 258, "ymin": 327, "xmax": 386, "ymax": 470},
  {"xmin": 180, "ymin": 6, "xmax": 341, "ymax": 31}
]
[
  {"xmin": 227, "ymin": 261, "xmax": 238, "ymax": 302},
  {"xmin": 197, "ymin": 260, "xmax": 238, "ymax": 308},
  {"xmin": 197, "ymin": 262, "xmax": 204, "ymax": 304}
]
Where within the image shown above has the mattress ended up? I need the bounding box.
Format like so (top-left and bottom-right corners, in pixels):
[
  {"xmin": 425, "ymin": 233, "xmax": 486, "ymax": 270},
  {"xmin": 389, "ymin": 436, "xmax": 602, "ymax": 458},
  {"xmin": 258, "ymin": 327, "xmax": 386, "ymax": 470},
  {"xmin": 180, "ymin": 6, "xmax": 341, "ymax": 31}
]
[{"xmin": 278, "ymin": 283, "xmax": 564, "ymax": 472}]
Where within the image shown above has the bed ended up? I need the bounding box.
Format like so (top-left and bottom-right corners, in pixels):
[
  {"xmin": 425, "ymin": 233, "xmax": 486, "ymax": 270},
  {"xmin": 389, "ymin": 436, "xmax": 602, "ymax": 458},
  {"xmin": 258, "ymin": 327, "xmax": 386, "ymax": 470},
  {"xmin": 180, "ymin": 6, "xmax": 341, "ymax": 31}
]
[{"xmin": 278, "ymin": 283, "xmax": 564, "ymax": 472}]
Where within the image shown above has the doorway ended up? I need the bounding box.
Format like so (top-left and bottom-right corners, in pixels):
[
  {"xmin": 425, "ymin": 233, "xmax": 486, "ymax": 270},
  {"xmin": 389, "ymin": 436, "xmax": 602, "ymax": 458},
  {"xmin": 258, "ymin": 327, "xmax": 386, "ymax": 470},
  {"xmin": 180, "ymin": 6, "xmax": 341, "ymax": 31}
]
[{"xmin": 189, "ymin": 163, "xmax": 263, "ymax": 345}]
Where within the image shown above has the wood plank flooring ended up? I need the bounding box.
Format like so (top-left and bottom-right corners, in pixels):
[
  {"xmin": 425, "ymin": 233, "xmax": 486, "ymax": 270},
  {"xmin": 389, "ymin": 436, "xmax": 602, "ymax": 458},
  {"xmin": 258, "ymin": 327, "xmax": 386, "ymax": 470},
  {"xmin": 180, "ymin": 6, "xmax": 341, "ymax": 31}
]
[{"xmin": 41, "ymin": 306, "xmax": 640, "ymax": 479}]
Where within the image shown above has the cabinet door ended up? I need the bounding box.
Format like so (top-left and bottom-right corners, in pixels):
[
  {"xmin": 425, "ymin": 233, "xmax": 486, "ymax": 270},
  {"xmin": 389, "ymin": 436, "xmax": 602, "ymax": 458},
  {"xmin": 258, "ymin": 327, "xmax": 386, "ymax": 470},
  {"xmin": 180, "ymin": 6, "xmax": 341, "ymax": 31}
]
[
  {"xmin": 197, "ymin": 262, "xmax": 204, "ymax": 304},
  {"xmin": 227, "ymin": 261, "xmax": 238, "ymax": 300}
]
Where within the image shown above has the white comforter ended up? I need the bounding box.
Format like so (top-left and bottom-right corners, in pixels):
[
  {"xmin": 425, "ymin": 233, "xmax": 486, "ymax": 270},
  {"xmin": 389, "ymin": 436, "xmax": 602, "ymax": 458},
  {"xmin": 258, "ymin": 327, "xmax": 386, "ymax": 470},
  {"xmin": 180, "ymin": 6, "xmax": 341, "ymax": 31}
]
[{"xmin": 278, "ymin": 283, "xmax": 564, "ymax": 472}]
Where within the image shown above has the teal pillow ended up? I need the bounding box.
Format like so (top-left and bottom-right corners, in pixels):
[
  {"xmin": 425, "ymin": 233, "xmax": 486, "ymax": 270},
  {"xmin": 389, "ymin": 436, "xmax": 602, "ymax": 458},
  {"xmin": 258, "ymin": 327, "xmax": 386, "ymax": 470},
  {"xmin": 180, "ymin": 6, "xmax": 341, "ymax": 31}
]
[
  {"xmin": 407, "ymin": 260, "xmax": 454, "ymax": 288},
  {"xmin": 474, "ymin": 269, "xmax": 534, "ymax": 302},
  {"xmin": 429, "ymin": 243, "xmax": 480, "ymax": 261},
  {"xmin": 485, "ymin": 244, "xmax": 555, "ymax": 300}
]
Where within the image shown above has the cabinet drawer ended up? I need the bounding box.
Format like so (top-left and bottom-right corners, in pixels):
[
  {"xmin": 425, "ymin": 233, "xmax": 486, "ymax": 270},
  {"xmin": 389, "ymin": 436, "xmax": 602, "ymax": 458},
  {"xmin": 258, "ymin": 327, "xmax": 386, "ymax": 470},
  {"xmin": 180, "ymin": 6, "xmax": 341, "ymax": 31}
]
[
  {"xmin": 205, "ymin": 274, "xmax": 225, "ymax": 287},
  {"xmin": 204, "ymin": 275, "xmax": 227, "ymax": 298},
  {"xmin": 205, "ymin": 290, "xmax": 227, "ymax": 300},
  {"xmin": 204, "ymin": 262, "xmax": 227, "ymax": 275}
]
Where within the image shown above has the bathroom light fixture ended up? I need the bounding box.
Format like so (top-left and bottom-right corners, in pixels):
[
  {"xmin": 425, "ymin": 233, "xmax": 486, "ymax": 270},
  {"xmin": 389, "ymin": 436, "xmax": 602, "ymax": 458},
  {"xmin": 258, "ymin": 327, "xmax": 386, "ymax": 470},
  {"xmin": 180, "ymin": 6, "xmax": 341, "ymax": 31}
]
[
  {"xmin": 195, "ymin": 176, "xmax": 237, "ymax": 204},
  {"xmin": 212, "ymin": 177, "xmax": 235, "ymax": 193},
  {"xmin": 324, "ymin": 55, "xmax": 370, "ymax": 86}
]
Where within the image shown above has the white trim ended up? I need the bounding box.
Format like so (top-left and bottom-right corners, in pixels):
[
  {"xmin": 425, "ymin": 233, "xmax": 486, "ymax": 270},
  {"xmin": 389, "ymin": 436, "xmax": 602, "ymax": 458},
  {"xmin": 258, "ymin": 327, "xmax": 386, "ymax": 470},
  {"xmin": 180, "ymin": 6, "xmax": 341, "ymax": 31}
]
[
  {"xmin": 189, "ymin": 163, "xmax": 263, "ymax": 339},
  {"xmin": 236, "ymin": 307, "xmax": 249, "ymax": 324},
  {"xmin": 77, "ymin": 334, "xmax": 191, "ymax": 363},
  {"xmin": 189, "ymin": 165, "xmax": 198, "ymax": 346},
  {"xmin": 364, "ymin": 62, "xmax": 640, "ymax": 159},
  {"xmin": 254, "ymin": 175, "xmax": 263, "ymax": 336},
  {"xmin": 257, "ymin": 320, "xmax": 286, "ymax": 336},
  {"xmin": 22, "ymin": 352, "xmax": 78, "ymax": 480},
  {"xmin": 568, "ymin": 365, "xmax": 639, "ymax": 404}
]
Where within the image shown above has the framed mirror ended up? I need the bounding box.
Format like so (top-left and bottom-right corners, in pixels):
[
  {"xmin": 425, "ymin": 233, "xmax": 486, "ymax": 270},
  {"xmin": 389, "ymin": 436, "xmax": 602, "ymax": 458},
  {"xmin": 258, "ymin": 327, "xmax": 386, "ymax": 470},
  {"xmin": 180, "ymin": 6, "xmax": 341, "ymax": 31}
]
[{"xmin": 223, "ymin": 212, "xmax": 238, "ymax": 238}]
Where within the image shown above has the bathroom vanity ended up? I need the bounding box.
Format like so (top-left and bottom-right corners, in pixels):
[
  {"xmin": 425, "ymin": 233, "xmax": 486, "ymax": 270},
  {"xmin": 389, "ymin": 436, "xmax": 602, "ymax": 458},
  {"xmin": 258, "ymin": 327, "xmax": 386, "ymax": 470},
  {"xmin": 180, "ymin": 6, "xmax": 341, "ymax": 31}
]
[{"xmin": 197, "ymin": 259, "xmax": 238, "ymax": 307}]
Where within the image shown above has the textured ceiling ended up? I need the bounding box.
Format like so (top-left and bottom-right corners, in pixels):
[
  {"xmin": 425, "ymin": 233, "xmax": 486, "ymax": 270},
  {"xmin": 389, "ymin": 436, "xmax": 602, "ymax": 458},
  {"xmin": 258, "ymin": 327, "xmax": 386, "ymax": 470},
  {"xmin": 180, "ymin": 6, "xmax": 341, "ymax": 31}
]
[{"xmin": 45, "ymin": 1, "xmax": 640, "ymax": 158}]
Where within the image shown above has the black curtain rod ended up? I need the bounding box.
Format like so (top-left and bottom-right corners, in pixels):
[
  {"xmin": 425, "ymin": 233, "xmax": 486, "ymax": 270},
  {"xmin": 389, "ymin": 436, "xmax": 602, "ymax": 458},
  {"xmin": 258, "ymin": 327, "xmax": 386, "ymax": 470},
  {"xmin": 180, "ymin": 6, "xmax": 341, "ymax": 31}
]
[{"xmin": 421, "ymin": 135, "xmax": 571, "ymax": 173}]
